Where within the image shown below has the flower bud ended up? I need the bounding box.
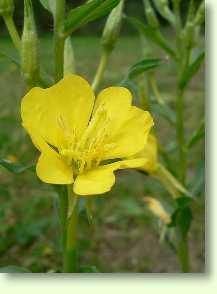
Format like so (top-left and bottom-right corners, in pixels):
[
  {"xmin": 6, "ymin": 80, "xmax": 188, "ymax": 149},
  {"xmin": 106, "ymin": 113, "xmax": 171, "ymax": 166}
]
[
  {"xmin": 64, "ymin": 37, "xmax": 76, "ymax": 75},
  {"xmin": 101, "ymin": 0, "xmax": 125, "ymax": 52},
  {"xmin": 0, "ymin": 0, "xmax": 14, "ymax": 17},
  {"xmin": 144, "ymin": 0, "xmax": 159, "ymax": 29},
  {"xmin": 21, "ymin": 0, "xmax": 39, "ymax": 85}
]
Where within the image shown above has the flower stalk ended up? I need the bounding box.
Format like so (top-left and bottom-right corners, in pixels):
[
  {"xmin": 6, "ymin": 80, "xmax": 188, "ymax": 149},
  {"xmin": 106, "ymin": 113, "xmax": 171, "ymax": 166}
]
[
  {"xmin": 63, "ymin": 187, "xmax": 79, "ymax": 273},
  {"xmin": 92, "ymin": 48, "xmax": 110, "ymax": 92},
  {"xmin": 54, "ymin": 0, "xmax": 66, "ymax": 82},
  {"xmin": 92, "ymin": 0, "xmax": 124, "ymax": 91},
  {"xmin": 58, "ymin": 185, "xmax": 79, "ymax": 273}
]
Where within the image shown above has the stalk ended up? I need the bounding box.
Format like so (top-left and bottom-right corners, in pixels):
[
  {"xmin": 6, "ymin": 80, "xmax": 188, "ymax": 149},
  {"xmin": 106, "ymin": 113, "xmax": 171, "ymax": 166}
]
[
  {"xmin": 173, "ymin": 0, "xmax": 191, "ymax": 273},
  {"xmin": 3, "ymin": 15, "xmax": 20, "ymax": 50},
  {"xmin": 92, "ymin": 49, "xmax": 110, "ymax": 92},
  {"xmin": 54, "ymin": 0, "xmax": 65, "ymax": 82},
  {"xmin": 62, "ymin": 185, "xmax": 79, "ymax": 273},
  {"xmin": 176, "ymin": 87, "xmax": 186, "ymax": 184},
  {"xmin": 177, "ymin": 236, "xmax": 190, "ymax": 273},
  {"xmin": 58, "ymin": 187, "xmax": 68, "ymax": 249}
]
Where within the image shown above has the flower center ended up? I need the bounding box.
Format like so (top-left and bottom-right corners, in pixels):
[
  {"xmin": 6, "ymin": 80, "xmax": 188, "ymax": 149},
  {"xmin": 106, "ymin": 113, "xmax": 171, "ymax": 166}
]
[{"xmin": 57, "ymin": 105, "xmax": 115, "ymax": 175}]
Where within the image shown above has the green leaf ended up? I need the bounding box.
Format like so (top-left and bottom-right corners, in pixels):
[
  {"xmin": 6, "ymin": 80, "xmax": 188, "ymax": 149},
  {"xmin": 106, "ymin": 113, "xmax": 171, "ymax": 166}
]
[
  {"xmin": 169, "ymin": 197, "xmax": 193, "ymax": 237},
  {"xmin": 79, "ymin": 266, "xmax": 98, "ymax": 273},
  {"xmin": 125, "ymin": 16, "xmax": 176, "ymax": 57},
  {"xmin": 179, "ymin": 51, "xmax": 205, "ymax": 89},
  {"xmin": 64, "ymin": 0, "xmax": 120, "ymax": 35},
  {"xmin": 0, "ymin": 51, "xmax": 20, "ymax": 66},
  {"xmin": 39, "ymin": 0, "xmax": 55, "ymax": 14},
  {"xmin": 127, "ymin": 58, "xmax": 163, "ymax": 79},
  {"xmin": 187, "ymin": 119, "xmax": 205, "ymax": 148},
  {"xmin": 0, "ymin": 266, "xmax": 30, "ymax": 273},
  {"xmin": 0, "ymin": 159, "xmax": 34, "ymax": 174}
]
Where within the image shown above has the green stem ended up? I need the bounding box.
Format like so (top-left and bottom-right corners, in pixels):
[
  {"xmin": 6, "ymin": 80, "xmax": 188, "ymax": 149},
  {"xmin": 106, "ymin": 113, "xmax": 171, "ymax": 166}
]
[
  {"xmin": 63, "ymin": 185, "xmax": 79, "ymax": 273},
  {"xmin": 177, "ymin": 236, "xmax": 190, "ymax": 273},
  {"xmin": 54, "ymin": 0, "xmax": 65, "ymax": 82},
  {"xmin": 176, "ymin": 87, "xmax": 186, "ymax": 184},
  {"xmin": 58, "ymin": 187, "xmax": 68, "ymax": 249},
  {"xmin": 3, "ymin": 15, "xmax": 20, "ymax": 50},
  {"xmin": 92, "ymin": 49, "xmax": 111, "ymax": 92}
]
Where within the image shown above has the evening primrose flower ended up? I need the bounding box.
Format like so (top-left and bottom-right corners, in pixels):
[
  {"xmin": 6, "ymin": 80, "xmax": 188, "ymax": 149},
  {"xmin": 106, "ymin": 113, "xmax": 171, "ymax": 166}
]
[{"xmin": 21, "ymin": 74, "xmax": 153, "ymax": 195}]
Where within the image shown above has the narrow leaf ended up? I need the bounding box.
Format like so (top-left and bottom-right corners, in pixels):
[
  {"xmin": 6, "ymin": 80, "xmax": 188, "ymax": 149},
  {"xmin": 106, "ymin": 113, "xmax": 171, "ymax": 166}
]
[
  {"xmin": 180, "ymin": 51, "xmax": 205, "ymax": 89},
  {"xmin": 125, "ymin": 16, "xmax": 176, "ymax": 58},
  {"xmin": 64, "ymin": 0, "xmax": 120, "ymax": 35},
  {"xmin": 127, "ymin": 58, "xmax": 163, "ymax": 79},
  {"xmin": 39, "ymin": 0, "xmax": 55, "ymax": 14},
  {"xmin": 0, "ymin": 51, "xmax": 20, "ymax": 66},
  {"xmin": 187, "ymin": 119, "xmax": 205, "ymax": 148},
  {"xmin": 0, "ymin": 159, "xmax": 34, "ymax": 174}
]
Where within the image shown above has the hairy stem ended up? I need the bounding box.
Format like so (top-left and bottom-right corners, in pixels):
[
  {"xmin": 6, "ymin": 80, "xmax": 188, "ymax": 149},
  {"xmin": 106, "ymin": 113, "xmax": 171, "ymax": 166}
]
[
  {"xmin": 92, "ymin": 49, "xmax": 111, "ymax": 92},
  {"xmin": 176, "ymin": 87, "xmax": 187, "ymax": 184},
  {"xmin": 54, "ymin": 0, "xmax": 65, "ymax": 82},
  {"xmin": 177, "ymin": 236, "xmax": 190, "ymax": 273},
  {"xmin": 63, "ymin": 186, "xmax": 79, "ymax": 273},
  {"xmin": 3, "ymin": 15, "xmax": 20, "ymax": 50}
]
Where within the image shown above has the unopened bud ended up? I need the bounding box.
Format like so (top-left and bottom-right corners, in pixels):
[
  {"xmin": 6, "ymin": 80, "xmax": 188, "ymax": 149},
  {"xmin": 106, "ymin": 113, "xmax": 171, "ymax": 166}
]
[
  {"xmin": 21, "ymin": 0, "xmax": 39, "ymax": 85},
  {"xmin": 102, "ymin": 0, "xmax": 125, "ymax": 52},
  {"xmin": 144, "ymin": 196, "xmax": 171, "ymax": 224},
  {"xmin": 0, "ymin": 0, "xmax": 14, "ymax": 17},
  {"xmin": 64, "ymin": 37, "xmax": 76, "ymax": 75},
  {"xmin": 144, "ymin": 0, "xmax": 159, "ymax": 29}
]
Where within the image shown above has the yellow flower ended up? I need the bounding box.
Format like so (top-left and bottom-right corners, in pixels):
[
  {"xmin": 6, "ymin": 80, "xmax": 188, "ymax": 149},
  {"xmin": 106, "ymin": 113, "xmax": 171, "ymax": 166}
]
[
  {"xmin": 21, "ymin": 74, "xmax": 153, "ymax": 195},
  {"xmin": 135, "ymin": 134, "xmax": 158, "ymax": 174}
]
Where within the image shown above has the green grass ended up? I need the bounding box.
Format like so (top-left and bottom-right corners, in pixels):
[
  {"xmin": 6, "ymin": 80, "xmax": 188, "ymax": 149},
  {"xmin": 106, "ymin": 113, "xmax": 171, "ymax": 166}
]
[{"xmin": 0, "ymin": 35, "xmax": 204, "ymax": 273}]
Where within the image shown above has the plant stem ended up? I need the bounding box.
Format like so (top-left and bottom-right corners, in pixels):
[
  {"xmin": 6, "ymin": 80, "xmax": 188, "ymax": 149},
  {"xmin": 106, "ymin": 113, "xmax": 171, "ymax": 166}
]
[
  {"xmin": 63, "ymin": 186, "xmax": 79, "ymax": 273},
  {"xmin": 176, "ymin": 87, "xmax": 187, "ymax": 184},
  {"xmin": 177, "ymin": 236, "xmax": 190, "ymax": 273},
  {"xmin": 3, "ymin": 15, "xmax": 20, "ymax": 51},
  {"xmin": 92, "ymin": 49, "xmax": 111, "ymax": 92},
  {"xmin": 54, "ymin": 0, "xmax": 65, "ymax": 82},
  {"xmin": 58, "ymin": 186, "xmax": 68, "ymax": 249}
]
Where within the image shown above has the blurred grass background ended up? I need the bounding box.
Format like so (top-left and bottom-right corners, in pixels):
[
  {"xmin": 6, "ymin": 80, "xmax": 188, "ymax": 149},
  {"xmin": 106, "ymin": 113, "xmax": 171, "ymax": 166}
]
[{"xmin": 0, "ymin": 32, "xmax": 204, "ymax": 272}]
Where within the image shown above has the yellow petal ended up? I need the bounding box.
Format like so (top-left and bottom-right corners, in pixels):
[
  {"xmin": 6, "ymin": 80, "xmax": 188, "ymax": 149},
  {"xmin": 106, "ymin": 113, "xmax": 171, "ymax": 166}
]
[
  {"xmin": 21, "ymin": 74, "xmax": 95, "ymax": 147},
  {"xmin": 73, "ymin": 158, "xmax": 146, "ymax": 196},
  {"xmin": 94, "ymin": 86, "xmax": 133, "ymax": 136},
  {"xmin": 137, "ymin": 134, "xmax": 158, "ymax": 173},
  {"xmin": 103, "ymin": 107, "xmax": 154, "ymax": 159},
  {"xmin": 36, "ymin": 147, "xmax": 73, "ymax": 185}
]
